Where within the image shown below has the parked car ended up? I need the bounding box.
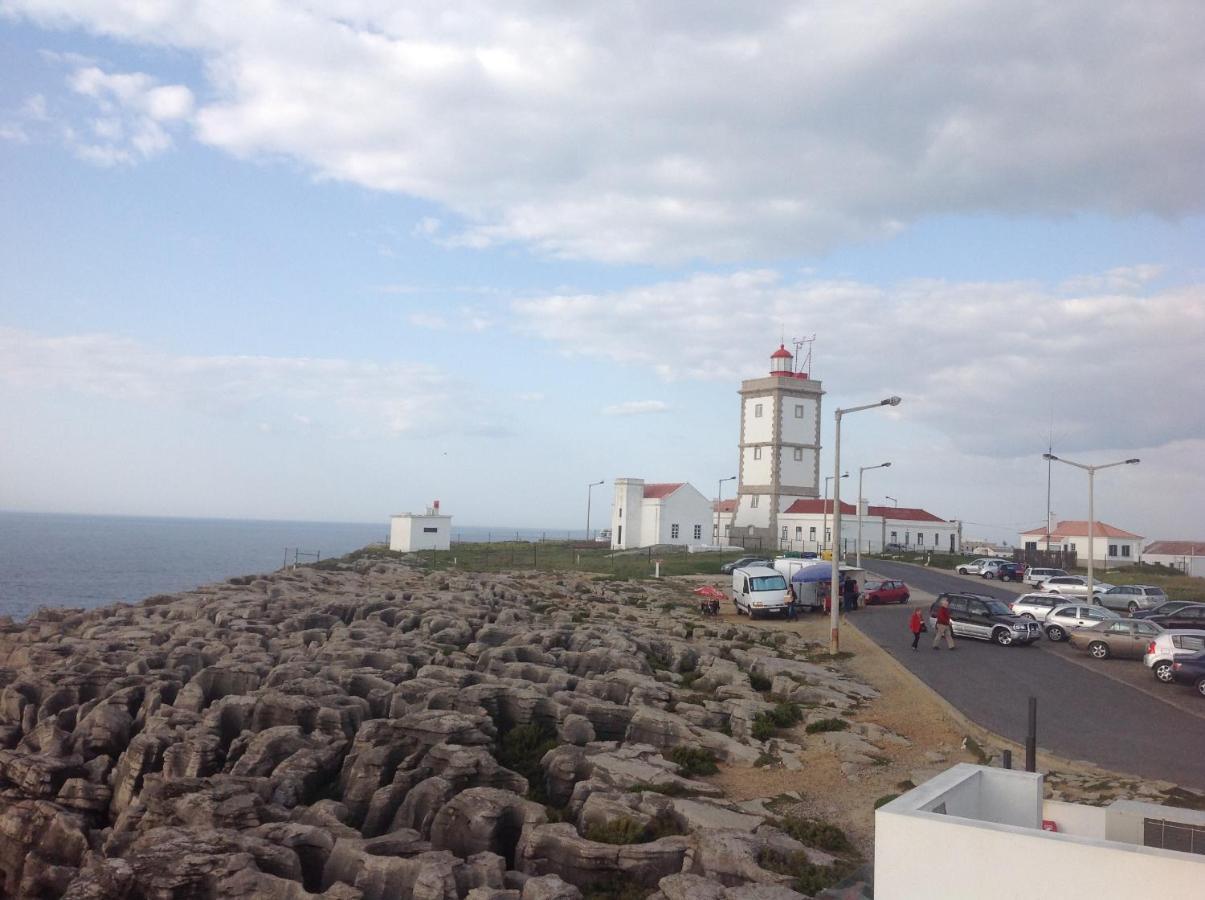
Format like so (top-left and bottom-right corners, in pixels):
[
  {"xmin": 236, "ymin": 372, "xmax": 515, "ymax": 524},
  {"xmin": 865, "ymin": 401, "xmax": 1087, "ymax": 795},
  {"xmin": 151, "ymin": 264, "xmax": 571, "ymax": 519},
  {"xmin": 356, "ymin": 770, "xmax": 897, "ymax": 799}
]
[
  {"xmin": 1143, "ymin": 631, "xmax": 1205, "ymax": 683},
  {"xmin": 1146, "ymin": 603, "xmax": 1205, "ymax": 630},
  {"xmin": 1008, "ymin": 593, "xmax": 1065, "ymax": 622},
  {"xmin": 720, "ymin": 556, "xmax": 771, "ymax": 574},
  {"xmin": 1170, "ymin": 651, "xmax": 1205, "ymax": 697},
  {"xmin": 862, "ymin": 579, "xmax": 910, "ymax": 605},
  {"xmin": 956, "ymin": 558, "xmax": 1010, "ymax": 576},
  {"xmin": 926, "ymin": 593, "xmax": 1041, "ymax": 645},
  {"xmin": 1069, "ymin": 619, "xmax": 1163, "ymax": 659},
  {"xmin": 731, "ymin": 566, "xmax": 790, "ymax": 618},
  {"xmin": 1095, "ymin": 584, "xmax": 1168, "ymax": 614},
  {"xmin": 1131, "ymin": 600, "xmax": 1205, "ymax": 621},
  {"xmin": 1043, "ymin": 603, "xmax": 1121, "ymax": 642},
  {"xmin": 1039, "ymin": 575, "xmax": 1113, "ymax": 597},
  {"xmin": 1023, "ymin": 567, "xmax": 1068, "ymax": 587}
]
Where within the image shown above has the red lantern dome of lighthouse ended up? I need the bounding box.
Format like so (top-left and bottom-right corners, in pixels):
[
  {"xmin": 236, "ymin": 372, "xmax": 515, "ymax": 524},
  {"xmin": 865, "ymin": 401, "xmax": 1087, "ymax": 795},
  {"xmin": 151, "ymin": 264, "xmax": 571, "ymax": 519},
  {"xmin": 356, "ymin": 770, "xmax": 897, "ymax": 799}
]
[{"xmin": 770, "ymin": 344, "xmax": 794, "ymax": 377}]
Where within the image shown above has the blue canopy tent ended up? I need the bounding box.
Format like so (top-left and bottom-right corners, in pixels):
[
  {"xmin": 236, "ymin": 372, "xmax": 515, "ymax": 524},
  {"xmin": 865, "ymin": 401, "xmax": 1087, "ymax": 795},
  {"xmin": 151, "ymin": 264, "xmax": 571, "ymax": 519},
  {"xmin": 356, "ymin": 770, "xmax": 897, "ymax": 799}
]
[{"xmin": 790, "ymin": 564, "xmax": 833, "ymax": 584}]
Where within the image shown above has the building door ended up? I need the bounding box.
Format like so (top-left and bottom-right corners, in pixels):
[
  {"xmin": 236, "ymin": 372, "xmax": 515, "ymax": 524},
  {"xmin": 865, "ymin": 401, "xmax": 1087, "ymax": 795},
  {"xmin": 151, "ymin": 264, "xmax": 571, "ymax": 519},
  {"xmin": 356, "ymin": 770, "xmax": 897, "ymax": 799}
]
[{"xmin": 949, "ymin": 534, "xmax": 955, "ymax": 553}]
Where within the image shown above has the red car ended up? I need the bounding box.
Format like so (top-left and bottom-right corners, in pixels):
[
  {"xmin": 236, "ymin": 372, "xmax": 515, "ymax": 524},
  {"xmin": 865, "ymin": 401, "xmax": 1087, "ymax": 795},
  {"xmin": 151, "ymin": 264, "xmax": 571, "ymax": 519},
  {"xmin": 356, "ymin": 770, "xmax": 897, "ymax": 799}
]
[{"xmin": 862, "ymin": 579, "xmax": 910, "ymax": 605}]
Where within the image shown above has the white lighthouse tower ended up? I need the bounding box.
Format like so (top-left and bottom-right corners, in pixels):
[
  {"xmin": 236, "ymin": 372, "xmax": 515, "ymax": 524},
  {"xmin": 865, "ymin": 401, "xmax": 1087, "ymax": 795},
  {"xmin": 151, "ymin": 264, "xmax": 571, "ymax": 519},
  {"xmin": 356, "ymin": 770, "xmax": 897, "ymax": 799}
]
[{"xmin": 730, "ymin": 344, "xmax": 824, "ymax": 550}]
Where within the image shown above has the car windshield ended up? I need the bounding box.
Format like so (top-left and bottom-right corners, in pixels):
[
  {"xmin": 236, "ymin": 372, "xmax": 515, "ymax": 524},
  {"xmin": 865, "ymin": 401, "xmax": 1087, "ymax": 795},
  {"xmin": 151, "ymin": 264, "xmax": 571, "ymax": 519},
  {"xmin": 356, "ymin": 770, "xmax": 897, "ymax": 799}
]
[
  {"xmin": 984, "ymin": 600, "xmax": 1013, "ymax": 616},
  {"xmin": 864, "ymin": 581, "xmax": 884, "ymax": 590},
  {"xmin": 750, "ymin": 575, "xmax": 787, "ymax": 591}
]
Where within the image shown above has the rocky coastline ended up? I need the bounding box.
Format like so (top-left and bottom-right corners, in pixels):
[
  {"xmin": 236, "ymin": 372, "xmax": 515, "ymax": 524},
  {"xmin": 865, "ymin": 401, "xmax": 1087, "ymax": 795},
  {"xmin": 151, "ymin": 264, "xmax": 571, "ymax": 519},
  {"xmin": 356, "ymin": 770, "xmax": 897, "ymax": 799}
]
[{"xmin": 0, "ymin": 552, "xmax": 892, "ymax": 899}]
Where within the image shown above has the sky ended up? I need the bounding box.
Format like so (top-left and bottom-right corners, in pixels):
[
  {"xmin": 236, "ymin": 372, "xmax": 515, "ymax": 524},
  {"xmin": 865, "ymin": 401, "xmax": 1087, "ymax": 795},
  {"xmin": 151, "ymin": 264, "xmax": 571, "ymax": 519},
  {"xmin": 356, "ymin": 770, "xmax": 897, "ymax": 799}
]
[{"xmin": 1, "ymin": 1, "xmax": 1203, "ymax": 542}]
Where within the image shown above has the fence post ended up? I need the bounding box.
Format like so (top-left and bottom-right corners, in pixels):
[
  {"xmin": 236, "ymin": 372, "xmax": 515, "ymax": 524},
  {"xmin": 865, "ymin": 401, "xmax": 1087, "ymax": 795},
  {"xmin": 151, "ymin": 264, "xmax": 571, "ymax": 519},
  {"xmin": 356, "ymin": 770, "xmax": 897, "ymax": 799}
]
[{"xmin": 1025, "ymin": 697, "xmax": 1037, "ymax": 772}]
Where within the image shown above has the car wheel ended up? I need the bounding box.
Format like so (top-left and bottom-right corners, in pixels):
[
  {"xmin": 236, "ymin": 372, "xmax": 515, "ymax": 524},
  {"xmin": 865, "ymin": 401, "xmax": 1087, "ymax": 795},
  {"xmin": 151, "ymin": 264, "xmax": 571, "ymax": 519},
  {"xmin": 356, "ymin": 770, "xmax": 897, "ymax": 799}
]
[
  {"xmin": 1127, "ymin": 601, "xmax": 1139, "ymax": 613},
  {"xmin": 1046, "ymin": 625, "xmax": 1066, "ymax": 642},
  {"xmin": 1153, "ymin": 661, "xmax": 1175, "ymax": 683},
  {"xmin": 993, "ymin": 628, "xmax": 1013, "ymax": 646},
  {"xmin": 957, "ymin": 568, "xmax": 968, "ymax": 575},
  {"xmin": 1088, "ymin": 641, "xmax": 1110, "ymax": 660},
  {"xmin": 900, "ymin": 596, "xmax": 909, "ymax": 604},
  {"xmin": 983, "ymin": 572, "xmax": 995, "ymax": 580},
  {"xmin": 1197, "ymin": 677, "xmax": 1205, "ymax": 698},
  {"xmin": 1020, "ymin": 613, "xmax": 1035, "ymax": 620}
]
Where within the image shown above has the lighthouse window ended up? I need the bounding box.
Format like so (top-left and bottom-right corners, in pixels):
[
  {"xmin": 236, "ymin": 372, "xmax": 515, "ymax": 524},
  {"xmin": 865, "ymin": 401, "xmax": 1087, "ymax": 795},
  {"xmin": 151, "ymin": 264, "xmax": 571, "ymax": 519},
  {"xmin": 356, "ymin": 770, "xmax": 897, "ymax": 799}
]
[
  {"xmin": 753, "ymin": 447, "xmax": 763, "ymax": 460},
  {"xmin": 793, "ymin": 448, "xmax": 803, "ymax": 461},
  {"xmin": 795, "ymin": 404, "xmax": 804, "ymax": 418},
  {"xmin": 751, "ymin": 495, "xmax": 760, "ymax": 508},
  {"xmin": 754, "ymin": 403, "xmax": 763, "ymax": 418}
]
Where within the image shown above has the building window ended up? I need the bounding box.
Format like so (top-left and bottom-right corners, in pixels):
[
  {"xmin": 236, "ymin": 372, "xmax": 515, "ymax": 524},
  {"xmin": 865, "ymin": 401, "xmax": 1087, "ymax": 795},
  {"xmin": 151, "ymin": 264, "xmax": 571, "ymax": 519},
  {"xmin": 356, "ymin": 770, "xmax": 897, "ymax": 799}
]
[
  {"xmin": 754, "ymin": 403, "xmax": 763, "ymax": 418},
  {"xmin": 825, "ymin": 528, "xmax": 831, "ymax": 542},
  {"xmin": 724, "ymin": 524, "xmax": 730, "ymax": 536},
  {"xmin": 917, "ymin": 533, "xmax": 924, "ymax": 545},
  {"xmin": 1109, "ymin": 544, "xmax": 1118, "ymax": 557},
  {"xmin": 751, "ymin": 495, "xmax": 760, "ymax": 508},
  {"xmin": 671, "ymin": 524, "xmax": 680, "ymax": 539},
  {"xmin": 618, "ymin": 507, "xmax": 622, "ymax": 519},
  {"xmin": 809, "ymin": 526, "xmax": 816, "ymax": 541},
  {"xmin": 422, "ymin": 527, "xmax": 438, "ymax": 533},
  {"xmin": 713, "ymin": 524, "xmax": 719, "ymax": 537},
  {"xmin": 1121, "ymin": 545, "xmax": 1131, "ymax": 557},
  {"xmin": 795, "ymin": 526, "xmax": 802, "ymax": 538},
  {"xmin": 753, "ymin": 447, "xmax": 763, "ymax": 460},
  {"xmin": 905, "ymin": 532, "xmax": 910, "ymax": 545},
  {"xmin": 795, "ymin": 403, "xmax": 804, "ymax": 418},
  {"xmin": 793, "ymin": 447, "xmax": 803, "ymax": 461},
  {"xmin": 693, "ymin": 524, "xmax": 702, "ymax": 540},
  {"xmin": 890, "ymin": 531, "xmax": 898, "ymax": 542}
]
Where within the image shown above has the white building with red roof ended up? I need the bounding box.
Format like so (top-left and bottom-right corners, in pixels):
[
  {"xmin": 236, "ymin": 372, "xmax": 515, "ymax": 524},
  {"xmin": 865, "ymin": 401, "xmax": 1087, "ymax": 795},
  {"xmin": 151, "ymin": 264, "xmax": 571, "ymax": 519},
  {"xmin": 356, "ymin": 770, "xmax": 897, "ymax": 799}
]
[
  {"xmin": 609, "ymin": 478, "xmax": 714, "ymax": 549},
  {"xmin": 772, "ymin": 499, "xmax": 960, "ymax": 556},
  {"xmin": 1142, "ymin": 541, "xmax": 1205, "ymax": 577},
  {"xmin": 1018, "ymin": 520, "xmax": 1143, "ymax": 568}
]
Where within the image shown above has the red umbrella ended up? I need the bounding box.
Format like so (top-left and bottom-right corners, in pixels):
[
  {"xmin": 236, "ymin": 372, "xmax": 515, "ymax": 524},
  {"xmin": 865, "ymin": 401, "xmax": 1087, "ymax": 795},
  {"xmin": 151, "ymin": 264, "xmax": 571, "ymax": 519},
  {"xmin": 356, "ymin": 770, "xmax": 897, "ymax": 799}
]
[{"xmin": 693, "ymin": 585, "xmax": 726, "ymax": 600}]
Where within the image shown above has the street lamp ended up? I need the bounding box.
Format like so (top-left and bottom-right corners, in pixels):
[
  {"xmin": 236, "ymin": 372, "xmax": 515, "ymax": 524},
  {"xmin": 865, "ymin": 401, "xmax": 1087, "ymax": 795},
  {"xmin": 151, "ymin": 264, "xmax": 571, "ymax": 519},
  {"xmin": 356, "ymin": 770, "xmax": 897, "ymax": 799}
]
[
  {"xmin": 585, "ymin": 480, "xmax": 605, "ymax": 541},
  {"xmin": 822, "ymin": 472, "xmax": 848, "ymax": 555},
  {"xmin": 856, "ymin": 462, "xmax": 891, "ymax": 568},
  {"xmin": 717, "ymin": 475, "xmax": 736, "ymax": 545},
  {"xmin": 831, "ymin": 396, "xmax": 901, "ymax": 653},
  {"xmin": 885, "ymin": 495, "xmax": 898, "ymax": 507},
  {"xmin": 1042, "ymin": 454, "xmax": 1139, "ymax": 595}
]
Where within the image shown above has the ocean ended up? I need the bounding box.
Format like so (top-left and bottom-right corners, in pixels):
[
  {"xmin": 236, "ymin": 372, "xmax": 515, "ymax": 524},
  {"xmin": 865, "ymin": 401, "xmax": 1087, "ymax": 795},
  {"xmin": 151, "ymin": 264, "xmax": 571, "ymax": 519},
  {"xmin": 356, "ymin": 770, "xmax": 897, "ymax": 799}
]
[{"xmin": 0, "ymin": 511, "xmax": 589, "ymax": 620}]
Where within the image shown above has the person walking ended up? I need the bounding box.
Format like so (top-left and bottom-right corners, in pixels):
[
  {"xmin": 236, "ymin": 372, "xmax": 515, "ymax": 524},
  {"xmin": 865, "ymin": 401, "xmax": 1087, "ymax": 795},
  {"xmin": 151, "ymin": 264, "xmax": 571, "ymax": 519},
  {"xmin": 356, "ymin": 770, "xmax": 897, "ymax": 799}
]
[
  {"xmin": 909, "ymin": 607, "xmax": 925, "ymax": 651},
  {"xmin": 932, "ymin": 598, "xmax": 955, "ymax": 650},
  {"xmin": 786, "ymin": 583, "xmax": 799, "ymax": 621},
  {"xmin": 843, "ymin": 576, "xmax": 858, "ymax": 612}
]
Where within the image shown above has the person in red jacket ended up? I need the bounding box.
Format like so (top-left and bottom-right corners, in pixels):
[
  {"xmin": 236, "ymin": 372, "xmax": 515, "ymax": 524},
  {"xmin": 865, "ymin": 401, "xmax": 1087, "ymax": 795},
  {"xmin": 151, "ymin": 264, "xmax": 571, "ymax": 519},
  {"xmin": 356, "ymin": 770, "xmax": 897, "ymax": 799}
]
[
  {"xmin": 932, "ymin": 598, "xmax": 955, "ymax": 650},
  {"xmin": 909, "ymin": 607, "xmax": 925, "ymax": 651}
]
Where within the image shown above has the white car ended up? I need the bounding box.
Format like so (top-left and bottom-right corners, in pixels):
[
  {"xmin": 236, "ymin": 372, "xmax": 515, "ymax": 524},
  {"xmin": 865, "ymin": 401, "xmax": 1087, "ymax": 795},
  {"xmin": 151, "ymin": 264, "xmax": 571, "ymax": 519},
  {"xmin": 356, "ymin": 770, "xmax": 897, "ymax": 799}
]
[
  {"xmin": 1043, "ymin": 603, "xmax": 1121, "ymax": 642},
  {"xmin": 1023, "ymin": 567, "xmax": 1068, "ymax": 587},
  {"xmin": 956, "ymin": 558, "xmax": 1010, "ymax": 576},
  {"xmin": 1009, "ymin": 593, "xmax": 1065, "ymax": 622},
  {"xmin": 1039, "ymin": 575, "xmax": 1114, "ymax": 597},
  {"xmin": 1144, "ymin": 631, "xmax": 1205, "ymax": 683}
]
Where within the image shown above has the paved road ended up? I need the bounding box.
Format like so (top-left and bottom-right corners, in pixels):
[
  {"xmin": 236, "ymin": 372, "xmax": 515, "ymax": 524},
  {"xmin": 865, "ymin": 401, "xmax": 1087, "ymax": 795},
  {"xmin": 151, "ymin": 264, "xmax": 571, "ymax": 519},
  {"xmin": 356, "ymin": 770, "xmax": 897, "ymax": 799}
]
[{"xmin": 853, "ymin": 560, "xmax": 1205, "ymax": 789}]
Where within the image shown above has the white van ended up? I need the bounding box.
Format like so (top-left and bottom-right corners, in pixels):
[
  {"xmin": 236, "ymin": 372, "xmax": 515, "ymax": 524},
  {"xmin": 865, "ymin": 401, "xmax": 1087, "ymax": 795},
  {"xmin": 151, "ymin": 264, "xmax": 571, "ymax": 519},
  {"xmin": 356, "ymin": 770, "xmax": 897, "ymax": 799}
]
[{"xmin": 732, "ymin": 566, "xmax": 790, "ymax": 619}]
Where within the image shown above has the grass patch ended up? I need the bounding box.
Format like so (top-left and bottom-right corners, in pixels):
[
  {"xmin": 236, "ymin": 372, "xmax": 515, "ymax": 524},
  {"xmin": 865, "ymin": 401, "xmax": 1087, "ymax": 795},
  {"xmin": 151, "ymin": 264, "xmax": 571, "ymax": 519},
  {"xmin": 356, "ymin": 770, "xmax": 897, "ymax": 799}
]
[
  {"xmin": 666, "ymin": 746, "xmax": 718, "ymax": 777},
  {"xmin": 758, "ymin": 848, "xmax": 860, "ymax": 896},
  {"xmin": 582, "ymin": 878, "xmax": 648, "ymax": 900},
  {"xmin": 678, "ymin": 670, "xmax": 703, "ymax": 690},
  {"xmin": 586, "ymin": 817, "xmax": 645, "ymax": 845},
  {"xmin": 776, "ymin": 815, "xmax": 855, "ymax": 854},
  {"xmin": 805, "ymin": 717, "xmax": 849, "ymax": 734},
  {"xmin": 751, "ymin": 715, "xmax": 776, "ymax": 742},
  {"xmin": 631, "ymin": 782, "xmax": 695, "ymax": 797}
]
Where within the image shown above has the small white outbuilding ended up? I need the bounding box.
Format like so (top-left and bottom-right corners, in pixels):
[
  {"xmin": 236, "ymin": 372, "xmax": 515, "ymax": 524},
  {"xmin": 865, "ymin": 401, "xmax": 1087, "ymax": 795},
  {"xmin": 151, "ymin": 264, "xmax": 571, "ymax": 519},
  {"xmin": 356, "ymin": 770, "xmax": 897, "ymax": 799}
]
[{"xmin": 389, "ymin": 501, "xmax": 452, "ymax": 552}]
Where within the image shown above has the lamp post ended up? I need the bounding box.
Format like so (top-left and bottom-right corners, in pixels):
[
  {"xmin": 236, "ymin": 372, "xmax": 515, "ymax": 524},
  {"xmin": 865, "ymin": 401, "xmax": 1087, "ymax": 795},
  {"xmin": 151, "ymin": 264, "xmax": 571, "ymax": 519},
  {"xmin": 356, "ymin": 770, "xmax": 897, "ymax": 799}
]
[
  {"xmin": 1042, "ymin": 454, "xmax": 1139, "ymax": 596},
  {"xmin": 856, "ymin": 462, "xmax": 891, "ymax": 568},
  {"xmin": 585, "ymin": 480, "xmax": 605, "ymax": 541},
  {"xmin": 885, "ymin": 495, "xmax": 898, "ymax": 507},
  {"xmin": 822, "ymin": 472, "xmax": 848, "ymax": 555},
  {"xmin": 717, "ymin": 475, "xmax": 736, "ymax": 545},
  {"xmin": 831, "ymin": 396, "xmax": 901, "ymax": 653}
]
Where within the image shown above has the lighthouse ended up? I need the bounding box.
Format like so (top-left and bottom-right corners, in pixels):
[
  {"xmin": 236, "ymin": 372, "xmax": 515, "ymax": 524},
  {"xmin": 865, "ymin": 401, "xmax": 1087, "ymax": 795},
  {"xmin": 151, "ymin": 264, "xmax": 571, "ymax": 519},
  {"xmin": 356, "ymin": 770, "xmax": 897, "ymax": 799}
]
[{"xmin": 730, "ymin": 344, "xmax": 824, "ymax": 549}]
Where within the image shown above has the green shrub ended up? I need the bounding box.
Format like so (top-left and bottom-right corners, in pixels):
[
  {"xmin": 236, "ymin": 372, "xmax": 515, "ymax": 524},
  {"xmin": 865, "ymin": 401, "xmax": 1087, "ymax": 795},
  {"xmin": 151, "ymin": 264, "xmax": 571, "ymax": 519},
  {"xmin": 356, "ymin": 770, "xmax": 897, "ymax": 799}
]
[
  {"xmin": 777, "ymin": 816, "xmax": 855, "ymax": 854},
  {"xmin": 874, "ymin": 793, "xmax": 900, "ymax": 809},
  {"xmin": 805, "ymin": 717, "xmax": 849, "ymax": 734},
  {"xmin": 678, "ymin": 670, "xmax": 702, "ymax": 690},
  {"xmin": 751, "ymin": 714, "xmax": 776, "ymax": 742},
  {"xmin": 767, "ymin": 702, "xmax": 802, "ymax": 728},
  {"xmin": 497, "ymin": 723, "xmax": 558, "ymax": 788},
  {"xmin": 759, "ymin": 849, "xmax": 858, "ymax": 896},
  {"xmin": 749, "ymin": 672, "xmax": 772, "ymax": 692},
  {"xmin": 666, "ymin": 746, "xmax": 718, "ymax": 777}
]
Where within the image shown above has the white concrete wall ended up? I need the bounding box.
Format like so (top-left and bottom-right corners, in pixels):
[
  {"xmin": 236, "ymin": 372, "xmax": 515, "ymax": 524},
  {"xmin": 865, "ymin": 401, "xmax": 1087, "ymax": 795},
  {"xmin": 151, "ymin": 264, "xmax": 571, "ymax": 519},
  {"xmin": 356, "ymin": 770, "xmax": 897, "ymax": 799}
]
[
  {"xmin": 741, "ymin": 445, "xmax": 772, "ymax": 484},
  {"xmin": 1142, "ymin": 552, "xmax": 1204, "ymax": 577},
  {"xmin": 389, "ymin": 515, "xmax": 451, "ymax": 551},
  {"xmin": 611, "ymin": 479, "xmax": 645, "ymax": 549},
  {"xmin": 779, "ymin": 397, "xmax": 817, "ymax": 445},
  {"xmin": 742, "ymin": 395, "xmax": 775, "ymax": 444},
  {"xmin": 654, "ymin": 484, "xmax": 714, "ymax": 546},
  {"xmin": 778, "ymin": 447, "xmax": 816, "ymax": 491},
  {"xmin": 1043, "ymin": 800, "xmax": 1107, "ymax": 839},
  {"xmin": 734, "ymin": 494, "xmax": 770, "ymax": 529}
]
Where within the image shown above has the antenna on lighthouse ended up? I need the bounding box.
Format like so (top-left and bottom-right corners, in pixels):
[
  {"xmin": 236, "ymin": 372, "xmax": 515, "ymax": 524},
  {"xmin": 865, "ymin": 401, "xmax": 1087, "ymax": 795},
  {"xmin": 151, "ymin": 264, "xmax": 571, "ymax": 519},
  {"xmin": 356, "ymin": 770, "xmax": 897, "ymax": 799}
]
[{"xmin": 793, "ymin": 334, "xmax": 816, "ymax": 376}]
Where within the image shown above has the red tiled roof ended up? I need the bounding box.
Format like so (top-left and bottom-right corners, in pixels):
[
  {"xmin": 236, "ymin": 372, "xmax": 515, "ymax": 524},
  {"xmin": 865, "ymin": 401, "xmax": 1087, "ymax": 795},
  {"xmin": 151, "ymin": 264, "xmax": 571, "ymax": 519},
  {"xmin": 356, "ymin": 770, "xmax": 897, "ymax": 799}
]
[
  {"xmin": 1144, "ymin": 540, "xmax": 1205, "ymax": 556},
  {"xmin": 712, "ymin": 499, "xmax": 737, "ymax": 512},
  {"xmin": 642, "ymin": 482, "xmax": 684, "ymax": 500},
  {"xmin": 1020, "ymin": 520, "xmax": 1143, "ymax": 540},
  {"xmin": 783, "ymin": 499, "xmax": 855, "ymax": 515},
  {"xmin": 867, "ymin": 506, "xmax": 946, "ymax": 522}
]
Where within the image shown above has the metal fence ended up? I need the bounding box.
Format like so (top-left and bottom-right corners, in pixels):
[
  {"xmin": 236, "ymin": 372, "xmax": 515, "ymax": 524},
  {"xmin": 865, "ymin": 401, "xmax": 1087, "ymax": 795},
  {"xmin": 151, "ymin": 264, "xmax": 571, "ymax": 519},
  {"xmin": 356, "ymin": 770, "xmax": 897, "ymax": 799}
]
[{"xmin": 1144, "ymin": 817, "xmax": 1205, "ymax": 855}]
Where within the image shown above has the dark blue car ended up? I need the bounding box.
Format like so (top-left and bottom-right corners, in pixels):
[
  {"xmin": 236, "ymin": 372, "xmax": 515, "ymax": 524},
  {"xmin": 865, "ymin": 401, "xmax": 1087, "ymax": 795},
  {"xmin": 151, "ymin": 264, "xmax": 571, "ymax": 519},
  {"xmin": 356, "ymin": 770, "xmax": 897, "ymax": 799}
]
[{"xmin": 1170, "ymin": 650, "xmax": 1205, "ymax": 698}]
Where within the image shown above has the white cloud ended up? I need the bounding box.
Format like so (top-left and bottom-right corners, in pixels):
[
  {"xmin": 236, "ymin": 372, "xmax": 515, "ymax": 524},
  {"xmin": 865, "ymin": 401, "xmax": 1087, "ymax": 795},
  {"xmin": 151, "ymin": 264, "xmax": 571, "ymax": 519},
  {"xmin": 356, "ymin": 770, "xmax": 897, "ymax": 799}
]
[
  {"xmin": 407, "ymin": 313, "xmax": 448, "ymax": 330},
  {"xmin": 602, "ymin": 400, "xmax": 670, "ymax": 416},
  {"xmin": 6, "ymin": 1, "xmax": 1204, "ymax": 260},
  {"xmin": 65, "ymin": 65, "xmax": 193, "ymax": 164},
  {"xmin": 513, "ymin": 269, "xmax": 1205, "ymax": 457},
  {"xmin": 0, "ymin": 327, "xmax": 488, "ymax": 438}
]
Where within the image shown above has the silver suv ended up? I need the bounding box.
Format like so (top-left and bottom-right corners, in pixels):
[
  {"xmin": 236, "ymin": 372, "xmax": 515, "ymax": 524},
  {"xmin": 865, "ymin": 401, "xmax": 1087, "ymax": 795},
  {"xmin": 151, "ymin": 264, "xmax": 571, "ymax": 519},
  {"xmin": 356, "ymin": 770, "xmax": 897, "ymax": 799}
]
[
  {"xmin": 956, "ymin": 558, "xmax": 1009, "ymax": 576},
  {"xmin": 1095, "ymin": 584, "xmax": 1168, "ymax": 614},
  {"xmin": 1023, "ymin": 567, "xmax": 1068, "ymax": 587}
]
